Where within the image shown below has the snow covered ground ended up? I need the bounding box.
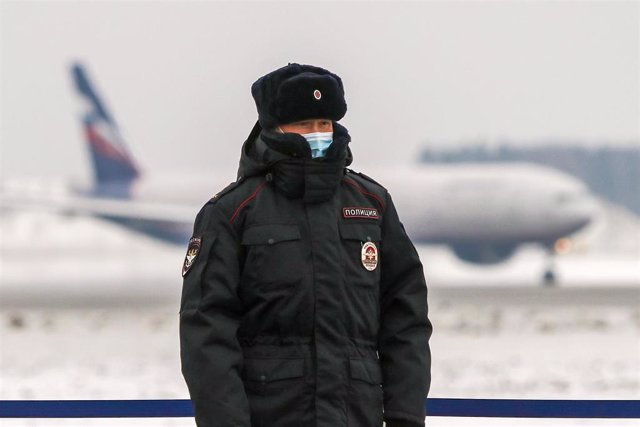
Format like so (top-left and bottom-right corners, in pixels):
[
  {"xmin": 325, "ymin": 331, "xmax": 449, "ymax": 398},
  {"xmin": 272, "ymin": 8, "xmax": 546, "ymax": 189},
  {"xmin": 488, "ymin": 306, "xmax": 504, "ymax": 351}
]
[{"xmin": 0, "ymin": 302, "xmax": 638, "ymax": 426}]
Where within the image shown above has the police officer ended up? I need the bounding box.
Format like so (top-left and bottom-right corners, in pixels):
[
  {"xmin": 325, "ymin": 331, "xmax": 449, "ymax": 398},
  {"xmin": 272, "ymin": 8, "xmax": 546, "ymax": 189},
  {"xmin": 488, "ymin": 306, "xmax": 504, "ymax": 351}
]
[{"xmin": 180, "ymin": 63, "xmax": 432, "ymax": 427}]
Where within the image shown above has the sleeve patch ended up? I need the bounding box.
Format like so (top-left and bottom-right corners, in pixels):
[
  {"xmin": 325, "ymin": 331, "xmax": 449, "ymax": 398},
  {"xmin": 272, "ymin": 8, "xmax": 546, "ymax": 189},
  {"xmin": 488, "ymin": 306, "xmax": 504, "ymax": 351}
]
[{"xmin": 182, "ymin": 236, "xmax": 202, "ymax": 277}]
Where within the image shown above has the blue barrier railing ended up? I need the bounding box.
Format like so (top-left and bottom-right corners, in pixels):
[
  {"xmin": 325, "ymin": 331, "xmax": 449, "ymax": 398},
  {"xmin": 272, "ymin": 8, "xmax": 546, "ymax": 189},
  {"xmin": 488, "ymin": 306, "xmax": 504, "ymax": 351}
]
[{"xmin": 0, "ymin": 399, "xmax": 638, "ymax": 419}]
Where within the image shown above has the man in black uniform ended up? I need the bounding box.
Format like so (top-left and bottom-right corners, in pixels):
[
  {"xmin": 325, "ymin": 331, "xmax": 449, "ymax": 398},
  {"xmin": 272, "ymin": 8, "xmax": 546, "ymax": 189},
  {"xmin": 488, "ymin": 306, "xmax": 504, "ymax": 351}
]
[{"xmin": 180, "ymin": 63, "xmax": 432, "ymax": 427}]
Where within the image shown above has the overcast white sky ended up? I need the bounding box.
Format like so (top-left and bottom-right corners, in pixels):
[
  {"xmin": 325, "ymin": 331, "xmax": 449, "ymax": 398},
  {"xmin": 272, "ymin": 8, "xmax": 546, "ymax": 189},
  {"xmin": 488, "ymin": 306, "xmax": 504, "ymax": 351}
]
[{"xmin": 1, "ymin": 0, "xmax": 638, "ymax": 181}]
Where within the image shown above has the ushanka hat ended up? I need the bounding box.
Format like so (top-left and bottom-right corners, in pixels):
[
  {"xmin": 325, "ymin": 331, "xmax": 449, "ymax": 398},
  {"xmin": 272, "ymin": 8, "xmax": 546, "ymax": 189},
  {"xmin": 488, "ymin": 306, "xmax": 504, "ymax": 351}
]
[{"xmin": 251, "ymin": 63, "xmax": 347, "ymax": 129}]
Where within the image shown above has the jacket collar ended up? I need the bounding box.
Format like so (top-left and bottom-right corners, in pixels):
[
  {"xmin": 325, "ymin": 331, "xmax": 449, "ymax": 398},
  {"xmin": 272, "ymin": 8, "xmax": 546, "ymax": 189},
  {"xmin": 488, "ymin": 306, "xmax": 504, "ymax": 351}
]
[{"xmin": 237, "ymin": 121, "xmax": 352, "ymax": 204}]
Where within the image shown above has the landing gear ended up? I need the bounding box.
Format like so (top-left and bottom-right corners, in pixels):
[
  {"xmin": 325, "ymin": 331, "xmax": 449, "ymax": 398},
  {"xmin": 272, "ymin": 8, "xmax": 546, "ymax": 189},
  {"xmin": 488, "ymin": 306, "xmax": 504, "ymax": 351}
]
[
  {"xmin": 543, "ymin": 268, "xmax": 557, "ymax": 286},
  {"xmin": 542, "ymin": 246, "xmax": 557, "ymax": 287}
]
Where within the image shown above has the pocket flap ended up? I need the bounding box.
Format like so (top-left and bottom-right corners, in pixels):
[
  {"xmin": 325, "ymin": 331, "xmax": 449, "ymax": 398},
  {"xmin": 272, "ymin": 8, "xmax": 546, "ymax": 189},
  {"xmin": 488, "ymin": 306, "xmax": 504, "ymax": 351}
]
[
  {"xmin": 349, "ymin": 358, "xmax": 382, "ymax": 385},
  {"xmin": 241, "ymin": 224, "xmax": 301, "ymax": 245},
  {"xmin": 339, "ymin": 223, "xmax": 382, "ymax": 242},
  {"xmin": 243, "ymin": 358, "xmax": 304, "ymax": 382}
]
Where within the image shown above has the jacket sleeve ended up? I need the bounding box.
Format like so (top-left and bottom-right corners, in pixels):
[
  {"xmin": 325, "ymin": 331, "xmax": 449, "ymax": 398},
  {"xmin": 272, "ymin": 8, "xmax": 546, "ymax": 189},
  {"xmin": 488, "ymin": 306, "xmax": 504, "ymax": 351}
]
[
  {"xmin": 179, "ymin": 202, "xmax": 250, "ymax": 427},
  {"xmin": 379, "ymin": 192, "xmax": 433, "ymax": 427}
]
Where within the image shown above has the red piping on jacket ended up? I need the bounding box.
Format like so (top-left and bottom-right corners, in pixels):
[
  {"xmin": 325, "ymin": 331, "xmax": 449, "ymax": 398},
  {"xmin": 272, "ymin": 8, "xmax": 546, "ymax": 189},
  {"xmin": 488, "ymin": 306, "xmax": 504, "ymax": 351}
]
[
  {"xmin": 343, "ymin": 178, "xmax": 386, "ymax": 212},
  {"xmin": 230, "ymin": 181, "xmax": 268, "ymax": 223}
]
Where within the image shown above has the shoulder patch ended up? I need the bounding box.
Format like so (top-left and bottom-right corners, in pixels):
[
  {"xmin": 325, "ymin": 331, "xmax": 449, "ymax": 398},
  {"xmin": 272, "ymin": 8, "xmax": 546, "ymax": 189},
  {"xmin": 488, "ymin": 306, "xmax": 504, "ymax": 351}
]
[
  {"xmin": 181, "ymin": 236, "xmax": 202, "ymax": 277},
  {"xmin": 210, "ymin": 177, "xmax": 244, "ymax": 203}
]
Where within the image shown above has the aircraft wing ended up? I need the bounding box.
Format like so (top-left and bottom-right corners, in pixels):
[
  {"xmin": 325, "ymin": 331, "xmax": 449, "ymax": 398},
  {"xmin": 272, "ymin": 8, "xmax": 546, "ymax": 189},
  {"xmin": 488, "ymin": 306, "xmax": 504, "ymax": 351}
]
[{"xmin": 0, "ymin": 190, "xmax": 198, "ymax": 225}]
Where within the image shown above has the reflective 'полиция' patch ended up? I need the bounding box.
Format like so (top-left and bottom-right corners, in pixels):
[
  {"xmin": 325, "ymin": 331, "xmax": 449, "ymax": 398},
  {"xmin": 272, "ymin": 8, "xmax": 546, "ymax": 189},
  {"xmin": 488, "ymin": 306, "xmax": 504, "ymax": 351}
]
[{"xmin": 342, "ymin": 207, "xmax": 379, "ymax": 220}]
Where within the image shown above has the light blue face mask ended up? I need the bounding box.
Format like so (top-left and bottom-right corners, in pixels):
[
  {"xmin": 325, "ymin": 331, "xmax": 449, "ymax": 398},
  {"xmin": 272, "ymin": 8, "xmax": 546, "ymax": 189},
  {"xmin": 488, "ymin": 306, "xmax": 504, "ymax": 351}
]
[{"xmin": 301, "ymin": 131, "xmax": 333, "ymax": 158}]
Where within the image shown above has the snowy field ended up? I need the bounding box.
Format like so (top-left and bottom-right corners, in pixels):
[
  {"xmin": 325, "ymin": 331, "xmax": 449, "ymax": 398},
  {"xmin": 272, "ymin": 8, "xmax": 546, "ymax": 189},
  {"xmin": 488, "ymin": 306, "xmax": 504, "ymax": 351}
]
[
  {"xmin": 0, "ymin": 210, "xmax": 639, "ymax": 426},
  {"xmin": 1, "ymin": 301, "xmax": 638, "ymax": 426},
  {"xmin": 2, "ymin": 300, "xmax": 638, "ymax": 401}
]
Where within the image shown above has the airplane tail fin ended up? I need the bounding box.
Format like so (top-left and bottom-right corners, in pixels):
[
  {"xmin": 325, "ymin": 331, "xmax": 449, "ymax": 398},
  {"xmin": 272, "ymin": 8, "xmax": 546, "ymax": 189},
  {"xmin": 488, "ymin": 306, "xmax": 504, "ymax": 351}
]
[{"xmin": 71, "ymin": 63, "xmax": 140, "ymax": 189}]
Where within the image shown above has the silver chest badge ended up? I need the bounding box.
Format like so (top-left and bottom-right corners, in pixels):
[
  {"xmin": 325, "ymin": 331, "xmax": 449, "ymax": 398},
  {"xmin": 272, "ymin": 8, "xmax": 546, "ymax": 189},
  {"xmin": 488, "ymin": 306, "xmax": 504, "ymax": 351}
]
[{"xmin": 361, "ymin": 241, "xmax": 378, "ymax": 271}]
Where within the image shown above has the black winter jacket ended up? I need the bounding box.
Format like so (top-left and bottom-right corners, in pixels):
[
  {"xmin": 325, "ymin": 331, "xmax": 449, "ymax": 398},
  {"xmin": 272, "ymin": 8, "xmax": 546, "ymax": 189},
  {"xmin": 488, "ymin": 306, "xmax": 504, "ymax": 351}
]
[{"xmin": 180, "ymin": 122, "xmax": 432, "ymax": 427}]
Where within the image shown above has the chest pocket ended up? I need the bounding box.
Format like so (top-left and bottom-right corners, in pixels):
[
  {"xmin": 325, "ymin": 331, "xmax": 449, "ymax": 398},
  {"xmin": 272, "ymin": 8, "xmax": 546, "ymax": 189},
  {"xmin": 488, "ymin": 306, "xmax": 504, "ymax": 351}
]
[
  {"xmin": 339, "ymin": 222, "xmax": 382, "ymax": 290},
  {"xmin": 241, "ymin": 224, "xmax": 305, "ymax": 287}
]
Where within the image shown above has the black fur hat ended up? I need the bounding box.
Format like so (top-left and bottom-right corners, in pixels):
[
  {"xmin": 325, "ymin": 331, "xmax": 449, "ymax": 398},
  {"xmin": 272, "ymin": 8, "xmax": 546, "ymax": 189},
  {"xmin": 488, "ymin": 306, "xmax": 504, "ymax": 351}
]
[{"xmin": 251, "ymin": 63, "xmax": 347, "ymax": 129}]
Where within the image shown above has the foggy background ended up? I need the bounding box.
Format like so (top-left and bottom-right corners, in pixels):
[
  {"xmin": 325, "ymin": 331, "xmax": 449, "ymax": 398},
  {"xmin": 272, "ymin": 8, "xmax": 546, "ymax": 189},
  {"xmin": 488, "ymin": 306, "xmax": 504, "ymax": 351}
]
[
  {"xmin": 1, "ymin": 0, "xmax": 638, "ymax": 180},
  {"xmin": 1, "ymin": 1, "xmax": 639, "ymax": 426}
]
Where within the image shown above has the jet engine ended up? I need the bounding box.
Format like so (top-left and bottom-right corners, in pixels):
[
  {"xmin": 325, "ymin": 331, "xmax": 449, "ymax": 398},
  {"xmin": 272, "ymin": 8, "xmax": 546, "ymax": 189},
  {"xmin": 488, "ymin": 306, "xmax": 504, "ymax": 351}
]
[{"xmin": 451, "ymin": 243, "xmax": 518, "ymax": 265}]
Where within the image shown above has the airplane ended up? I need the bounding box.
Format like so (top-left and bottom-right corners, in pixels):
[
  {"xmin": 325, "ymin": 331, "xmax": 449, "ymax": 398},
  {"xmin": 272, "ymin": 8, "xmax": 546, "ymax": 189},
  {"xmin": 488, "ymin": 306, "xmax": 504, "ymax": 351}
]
[{"xmin": 1, "ymin": 63, "xmax": 599, "ymax": 284}]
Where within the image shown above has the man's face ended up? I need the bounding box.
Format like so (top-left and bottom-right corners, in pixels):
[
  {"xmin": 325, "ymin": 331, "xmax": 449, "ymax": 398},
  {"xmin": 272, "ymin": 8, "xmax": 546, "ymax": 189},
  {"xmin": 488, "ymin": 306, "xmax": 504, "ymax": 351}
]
[{"xmin": 278, "ymin": 118, "xmax": 333, "ymax": 135}]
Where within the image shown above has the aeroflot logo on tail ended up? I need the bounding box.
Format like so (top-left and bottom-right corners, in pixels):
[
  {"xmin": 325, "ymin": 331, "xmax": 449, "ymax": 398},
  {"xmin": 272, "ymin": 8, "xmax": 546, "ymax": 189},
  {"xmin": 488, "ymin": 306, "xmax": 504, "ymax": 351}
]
[{"xmin": 342, "ymin": 207, "xmax": 379, "ymax": 219}]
